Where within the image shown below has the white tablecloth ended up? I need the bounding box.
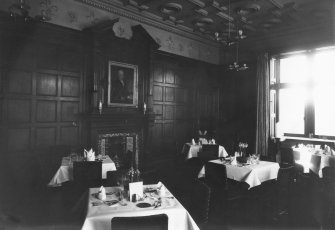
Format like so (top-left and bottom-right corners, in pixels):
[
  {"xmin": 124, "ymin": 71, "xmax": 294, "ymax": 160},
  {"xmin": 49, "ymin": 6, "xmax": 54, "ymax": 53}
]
[
  {"xmin": 82, "ymin": 185, "xmax": 199, "ymax": 230},
  {"xmin": 198, "ymin": 160, "xmax": 280, "ymax": 189},
  {"xmin": 296, "ymin": 154, "xmax": 335, "ymax": 177},
  {"xmin": 48, "ymin": 156, "xmax": 116, "ymax": 187},
  {"xmin": 182, "ymin": 143, "xmax": 228, "ymax": 159}
]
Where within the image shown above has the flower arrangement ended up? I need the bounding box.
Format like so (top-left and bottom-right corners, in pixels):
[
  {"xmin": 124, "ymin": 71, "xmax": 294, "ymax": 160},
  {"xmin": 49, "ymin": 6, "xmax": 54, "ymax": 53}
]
[{"xmin": 238, "ymin": 142, "xmax": 248, "ymax": 157}]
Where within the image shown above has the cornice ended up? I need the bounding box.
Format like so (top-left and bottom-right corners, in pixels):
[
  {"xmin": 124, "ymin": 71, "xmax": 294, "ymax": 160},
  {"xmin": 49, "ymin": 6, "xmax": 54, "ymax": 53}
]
[{"xmin": 75, "ymin": 0, "xmax": 220, "ymax": 49}]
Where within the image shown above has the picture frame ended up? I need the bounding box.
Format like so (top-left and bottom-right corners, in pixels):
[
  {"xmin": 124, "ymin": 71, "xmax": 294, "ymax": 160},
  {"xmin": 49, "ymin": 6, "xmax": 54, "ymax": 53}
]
[{"xmin": 107, "ymin": 61, "xmax": 138, "ymax": 107}]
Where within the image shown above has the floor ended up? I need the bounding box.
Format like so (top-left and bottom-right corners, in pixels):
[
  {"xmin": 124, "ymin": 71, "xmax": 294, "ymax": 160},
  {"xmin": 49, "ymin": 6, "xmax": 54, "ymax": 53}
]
[{"xmin": 0, "ymin": 167, "xmax": 327, "ymax": 230}]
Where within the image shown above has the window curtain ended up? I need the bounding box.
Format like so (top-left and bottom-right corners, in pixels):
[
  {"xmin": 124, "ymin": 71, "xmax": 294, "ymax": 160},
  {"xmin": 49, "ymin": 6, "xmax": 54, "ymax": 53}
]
[{"xmin": 255, "ymin": 53, "xmax": 270, "ymax": 157}]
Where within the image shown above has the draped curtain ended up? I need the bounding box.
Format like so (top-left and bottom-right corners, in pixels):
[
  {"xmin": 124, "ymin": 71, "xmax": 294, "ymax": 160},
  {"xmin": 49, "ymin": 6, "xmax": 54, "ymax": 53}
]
[{"xmin": 255, "ymin": 53, "xmax": 270, "ymax": 157}]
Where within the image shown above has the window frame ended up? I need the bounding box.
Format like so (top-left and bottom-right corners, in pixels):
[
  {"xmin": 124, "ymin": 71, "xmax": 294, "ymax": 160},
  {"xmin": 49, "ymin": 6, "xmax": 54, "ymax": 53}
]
[{"xmin": 270, "ymin": 47, "xmax": 335, "ymax": 140}]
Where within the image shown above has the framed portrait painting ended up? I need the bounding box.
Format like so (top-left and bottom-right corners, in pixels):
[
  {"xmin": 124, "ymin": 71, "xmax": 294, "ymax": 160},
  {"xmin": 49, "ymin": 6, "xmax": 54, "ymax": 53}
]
[{"xmin": 108, "ymin": 61, "xmax": 138, "ymax": 107}]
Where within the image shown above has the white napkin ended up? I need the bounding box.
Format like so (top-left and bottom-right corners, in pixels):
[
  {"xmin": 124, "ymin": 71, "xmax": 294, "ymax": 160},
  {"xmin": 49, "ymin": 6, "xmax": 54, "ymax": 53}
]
[
  {"xmin": 98, "ymin": 186, "xmax": 106, "ymax": 200},
  {"xmin": 84, "ymin": 148, "xmax": 95, "ymax": 161},
  {"xmin": 191, "ymin": 139, "xmax": 196, "ymax": 145},
  {"xmin": 231, "ymin": 156, "xmax": 237, "ymax": 166},
  {"xmin": 212, "ymin": 139, "xmax": 216, "ymax": 144},
  {"xmin": 199, "ymin": 137, "xmax": 208, "ymax": 144}
]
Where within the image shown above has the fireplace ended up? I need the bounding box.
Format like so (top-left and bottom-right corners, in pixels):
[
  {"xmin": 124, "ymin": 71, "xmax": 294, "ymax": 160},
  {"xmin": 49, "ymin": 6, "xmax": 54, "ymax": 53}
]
[
  {"xmin": 88, "ymin": 111, "xmax": 147, "ymax": 170},
  {"xmin": 97, "ymin": 132, "xmax": 139, "ymax": 170}
]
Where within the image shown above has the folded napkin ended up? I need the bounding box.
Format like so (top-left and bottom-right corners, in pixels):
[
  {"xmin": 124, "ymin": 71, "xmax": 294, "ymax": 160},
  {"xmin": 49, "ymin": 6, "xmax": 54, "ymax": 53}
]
[
  {"xmin": 98, "ymin": 186, "xmax": 106, "ymax": 200},
  {"xmin": 84, "ymin": 148, "xmax": 95, "ymax": 161},
  {"xmin": 191, "ymin": 138, "xmax": 196, "ymax": 145},
  {"xmin": 199, "ymin": 137, "xmax": 208, "ymax": 144},
  {"xmin": 231, "ymin": 156, "xmax": 238, "ymax": 166}
]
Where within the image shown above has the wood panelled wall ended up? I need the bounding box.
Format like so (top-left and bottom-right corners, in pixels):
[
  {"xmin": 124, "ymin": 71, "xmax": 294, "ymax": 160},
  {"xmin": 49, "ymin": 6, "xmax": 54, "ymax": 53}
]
[
  {"xmin": 150, "ymin": 53, "xmax": 193, "ymax": 159},
  {"xmin": 147, "ymin": 52, "xmax": 225, "ymax": 165},
  {"xmin": 0, "ymin": 21, "xmax": 85, "ymax": 181}
]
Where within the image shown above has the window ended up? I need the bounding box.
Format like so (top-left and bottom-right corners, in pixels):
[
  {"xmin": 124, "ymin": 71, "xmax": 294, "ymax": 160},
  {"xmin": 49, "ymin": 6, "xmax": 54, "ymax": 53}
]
[{"xmin": 271, "ymin": 47, "xmax": 335, "ymax": 139}]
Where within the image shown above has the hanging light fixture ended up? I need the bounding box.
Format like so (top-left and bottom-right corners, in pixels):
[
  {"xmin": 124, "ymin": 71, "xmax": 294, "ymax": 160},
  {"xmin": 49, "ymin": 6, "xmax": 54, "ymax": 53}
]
[
  {"xmin": 228, "ymin": 41, "xmax": 248, "ymax": 71},
  {"xmin": 214, "ymin": 0, "xmax": 246, "ymax": 46},
  {"xmin": 8, "ymin": 0, "xmax": 31, "ymax": 21}
]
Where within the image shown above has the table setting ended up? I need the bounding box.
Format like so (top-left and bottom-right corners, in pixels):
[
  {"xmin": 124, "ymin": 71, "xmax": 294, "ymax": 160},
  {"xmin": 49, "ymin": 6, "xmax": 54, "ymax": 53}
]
[
  {"xmin": 48, "ymin": 149, "xmax": 116, "ymax": 187},
  {"xmin": 182, "ymin": 139, "xmax": 228, "ymax": 159},
  {"xmin": 198, "ymin": 154, "xmax": 280, "ymax": 189},
  {"xmin": 293, "ymin": 144, "xmax": 335, "ymax": 177},
  {"xmin": 82, "ymin": 182, "xmax": 199, "ymax": 230}
]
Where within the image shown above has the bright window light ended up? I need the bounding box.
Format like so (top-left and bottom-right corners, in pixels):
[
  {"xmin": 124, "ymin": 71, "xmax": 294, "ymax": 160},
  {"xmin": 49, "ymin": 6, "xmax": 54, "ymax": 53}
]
[
  {"xmin": 314, "ymin": 86, "xmax": 335, "ymax": 136},
  {"xmin": 274, "ymin": 47, "xmax": 335, "ymax": 138},
  {"xmin": 312, "ymin": 50, "xmax": 335, "ymax": 84},
  {"xmin": 280, "ymin": 55, "xmax": 309, "ymax": 83},
  {"xmin": 279, "ymin": 88, "xmax": 305, "ymax": 134}
]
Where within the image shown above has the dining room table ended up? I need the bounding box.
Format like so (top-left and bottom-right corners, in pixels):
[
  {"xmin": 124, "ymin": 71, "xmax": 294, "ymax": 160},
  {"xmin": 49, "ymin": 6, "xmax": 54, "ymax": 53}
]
[
  {"xmin": 48, "ymin": 155, "xmax": 116, "ymax": 187},
  {"xmin": 182, "ymin": 143, "xmax": 228, "ymax": 160},
  {"xmin": 81, "ymin": 183, "xmax": 199, "ymax": 230},
  {"xmin": 295, "ymin": 152, "xmax": 335, "ymax": 177},
  {"xmin": 198, "ymin": 159, "xmax": 280, "ymax": 189}
]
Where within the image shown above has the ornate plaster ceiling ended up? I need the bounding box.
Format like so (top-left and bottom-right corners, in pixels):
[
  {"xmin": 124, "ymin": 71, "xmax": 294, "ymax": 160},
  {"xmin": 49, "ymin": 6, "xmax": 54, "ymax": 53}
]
[{"xmin": 78, "ymin": 0, "xmax": 333, "ymax": 46}]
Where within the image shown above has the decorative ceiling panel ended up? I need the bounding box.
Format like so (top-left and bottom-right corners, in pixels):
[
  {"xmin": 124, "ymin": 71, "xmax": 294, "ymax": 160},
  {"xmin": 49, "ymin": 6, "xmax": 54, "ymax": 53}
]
[{"xmin": 81, "ymin": 0, "xmax": 332, "ymax": 46}]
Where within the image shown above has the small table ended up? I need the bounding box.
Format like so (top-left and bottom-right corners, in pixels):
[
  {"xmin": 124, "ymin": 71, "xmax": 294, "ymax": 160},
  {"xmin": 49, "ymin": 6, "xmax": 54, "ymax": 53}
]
[
  {"xmin": 81, "ymin": 184, "xmax": 199, "ymax": 230},
  {"xmin": 296, "ymin": 153, "xmax": 335, "ymax": 177},
  {"xmin": 182, "ymin": 143, "xmax": 228, "ymax": 160},
  {"xmin": 198, "ymin": 160, "xmax": 280, "ymax": 189},
  {"xmin": 48, "ymin": 156, "xmax": 116, "ymax": 187}
]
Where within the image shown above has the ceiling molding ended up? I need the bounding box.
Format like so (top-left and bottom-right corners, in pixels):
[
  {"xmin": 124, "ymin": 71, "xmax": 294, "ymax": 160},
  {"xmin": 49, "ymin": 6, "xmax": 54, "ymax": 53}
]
[
  {"xmin": 75, "ymin": 0, "xmax": 220, "ymax": 48},
  {"xmin": 267, "ymin": 0, "xmax": 283, "ymax": 9}
]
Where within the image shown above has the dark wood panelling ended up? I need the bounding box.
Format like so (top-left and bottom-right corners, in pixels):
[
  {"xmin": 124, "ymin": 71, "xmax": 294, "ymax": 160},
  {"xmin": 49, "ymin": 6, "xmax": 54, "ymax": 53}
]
[
  {"xmin": 165, "ymin": 69, "xmax": 175, "ymax": 84},
  {"xmin": 7, "ymin": 128, "xmax": 30, "ymax": 151},
  {"xmin": 149, "ymin": 53, "xmax": 196, "ymax": 162},
  {"xmin": 36, "ymin": 45, "xmax": 58, "ymax": 70},
  {"xmin": 7, "ymin": 71, "xmax": 32, "ymax": 94},
  {"xmin": 153, "ymin": 104, "xmax": 163, "ymax": 117},
  {"xmin": 36, "ymin": 100, "xmax": 57, "ymax": 122},
  {"xmin": 60, "ymin": 126, "xmax": 79, "ymax": 146},
  {"xmin": 60, "ymin": 51, "xmax": 81, "ymax": 72},
  {"xmin": 0, "ymin": 71, "xmax": 2, "ymax": 94},
  {"xmin": 0, "ymin": 20, "xmax": 85, "ymax": 167},
  {"xmin": 7, "ymin": 99, "xmax": 31, "ymax": 123},
  {"xmin": 165, "ymin": 87, "xmax": 175, "ymax": 102},
  {"xmin": 61, "ymin": 75, "xmax": 80, "ymax": 97},
  {"xmin": 36, "ymin": 73, "xmax": 57, "ymax": 96},
  {"xmin": 9, "ymin": 50, "xmax": 34, "ymax": 70},
  {"xmin": 175, "ymin": 88, "xmax": 185, "ymax": 103},
  {"xmin": 153, "ymin": 86, "xmax": 163, "ymax": 101},
  {"xmin": 153, "ymin": 65, "xmax": 163, "ymax": 83},
  {"xmin": 176, "ymin": 105, "xmax": 185, "ymax": 120},
  {"xmin": 163, "ymin": 123, "xmax": 174, "ymax": 139},
  {"xmin": 152, "ymin": 123, "xmax": 163, "ymax": 144},
  {"xmin": 61, "ymin": 101, "xmax": 79, "ymax": 122},
  {"xmin": 164, "ymin": 105, "xmax": 174, "ymax": 120},
  {"xmin": 35, "ymin": 127, "xmax": 56, "ymax": 148}
]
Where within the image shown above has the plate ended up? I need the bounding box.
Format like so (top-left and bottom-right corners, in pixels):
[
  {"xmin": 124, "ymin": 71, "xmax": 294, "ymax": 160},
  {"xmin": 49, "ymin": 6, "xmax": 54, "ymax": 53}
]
[
  {"xmin": 136, "ymin": 202, "xmax": 152, "ymax": 208},
  {"xmin": 144, "ymin": 187, "xmax": 157, "ymax": 193},
  {"xmin": 104, "ymin": 200, "xmax": 119, "ymax": 207}
]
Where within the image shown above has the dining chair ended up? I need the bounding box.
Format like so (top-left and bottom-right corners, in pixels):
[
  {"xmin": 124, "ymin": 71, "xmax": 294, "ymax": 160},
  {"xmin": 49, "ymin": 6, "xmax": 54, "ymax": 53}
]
[
  {"xmin": 73, "ymin": 161, "xmax": 102, "ymax": 188},
  {"xmin": 204, "ymin": 162, "xmax": 246, "ymax": 218},
  {"xmin": 187, "ymin": 179, "xmax": 211, "ymax": 228},
  {"xmin": 111, "ymin": 214, "xmax": 168, "ymax": 230},
  {"xmin": 184, "ymin": 157, "xmax": 206, "ymax": 179},
  {"xmin": 276, "ymin": 166, "xmax": 296, "ymax": 214},
  {"xmin": 198, "ymin": 144, "xmax": 219, "ymax": 161},
  {"xmin": 322, "ymin": 166, "xmax": 335, "ymax": 206},
  {"xmin": 103, "ymin": 170, "xmax": 118, "ymax": 187}
]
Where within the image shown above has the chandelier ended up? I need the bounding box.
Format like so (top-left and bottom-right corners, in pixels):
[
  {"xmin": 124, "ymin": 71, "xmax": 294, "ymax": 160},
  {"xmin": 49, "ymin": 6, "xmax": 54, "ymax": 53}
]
[
  {"xmin": 228, "ymin": 41, "xmax": 248, "ymax": 71},
  {"xmin": 214, "ymin": 0, "xmax": 246, "ymax": 46},
  {"xmin": 9, "ymin": 0, "xmax": 31, "ymax": 21},
  {"xmin": 8, "ymin": 0, "xmax": 56, "ymax": 22}
]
